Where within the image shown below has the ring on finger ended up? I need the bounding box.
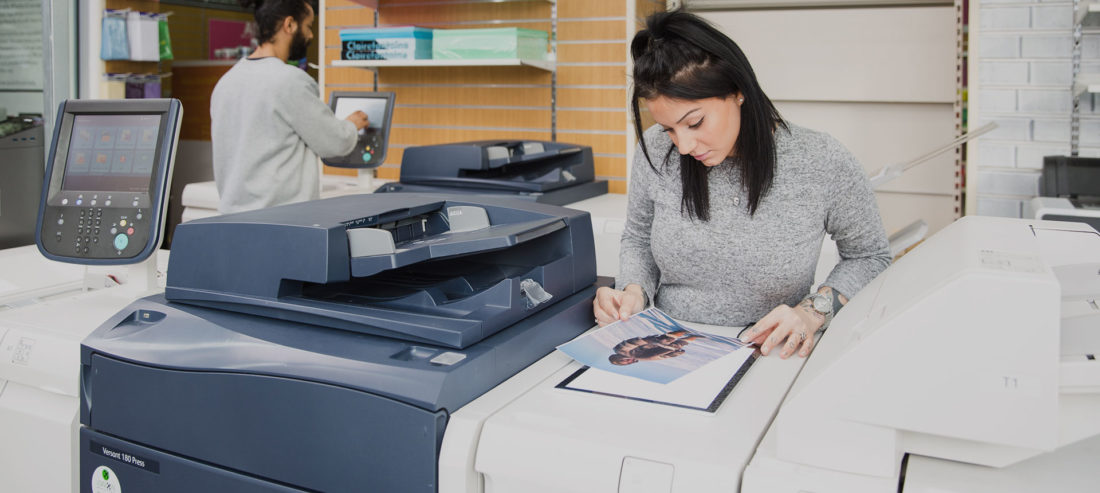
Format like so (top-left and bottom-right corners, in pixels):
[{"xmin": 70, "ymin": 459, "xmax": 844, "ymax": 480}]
[{"xmin": 797, "ymin": 331, "xmax": 807, "ymax": 342}]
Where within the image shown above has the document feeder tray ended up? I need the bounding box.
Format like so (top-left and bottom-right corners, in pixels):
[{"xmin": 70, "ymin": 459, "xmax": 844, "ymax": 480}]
[
  {"xmin": 375, "ymin": 140, "xmax": 608, "ymax": 205},
  {"xmin": 165, "ymin": 193, "xmax": 596, "ymax": 349}
]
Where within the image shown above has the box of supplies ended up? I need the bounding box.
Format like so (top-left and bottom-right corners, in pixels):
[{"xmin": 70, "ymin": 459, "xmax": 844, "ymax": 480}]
[
  {"xmin": 431, "ymin": 28, "xmax": 548, "ymax": 60},
  {"xmin": 340, "ymin": 27, "xmax": 432, "ymax": 61}
]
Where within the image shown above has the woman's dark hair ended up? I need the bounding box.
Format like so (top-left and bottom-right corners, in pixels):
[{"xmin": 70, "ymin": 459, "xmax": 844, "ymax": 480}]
[
  {"xmin": 239, "ymin": 0, "xmax": 315, "ymax": 44},
  {"xmin": 631, "ymin": 10, "xmax": 786, "ymax": 219}
]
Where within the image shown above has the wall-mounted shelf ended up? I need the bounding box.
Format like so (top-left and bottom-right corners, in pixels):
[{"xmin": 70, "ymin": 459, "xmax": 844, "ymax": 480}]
[
  {"xmin": 331, "ymin": 58, "xmax": 555, "ymax": 72},
  {"xmin": 1075, "ymin": 0, "xmax": 1099, "ymax": 28},
  {"xmin": 348, "ymin": 0, "xmax": 553, "ymax": 7}
]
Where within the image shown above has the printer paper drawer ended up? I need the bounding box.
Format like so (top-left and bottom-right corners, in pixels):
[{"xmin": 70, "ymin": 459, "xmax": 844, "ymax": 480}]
[{"xmin": 83, "ymin": 354, "xmax": 446, "ymax": 493}]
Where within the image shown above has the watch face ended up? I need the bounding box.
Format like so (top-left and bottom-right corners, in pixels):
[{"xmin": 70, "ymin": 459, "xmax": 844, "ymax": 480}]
[{"xmin": 812, "ymin": 295, "xmax": 832, "ymax": 314}]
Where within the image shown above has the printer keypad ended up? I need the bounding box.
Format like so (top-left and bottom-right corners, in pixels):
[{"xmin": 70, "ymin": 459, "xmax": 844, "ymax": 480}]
[{"xmin": 41, "ymin": 205, "xmax": 150, "ymax": 260}]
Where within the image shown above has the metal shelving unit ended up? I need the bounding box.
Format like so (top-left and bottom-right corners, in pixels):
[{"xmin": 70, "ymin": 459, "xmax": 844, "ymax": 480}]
[{"xmin": 1072, "ymin": 0, "xmax": 1099, "ymax": 156}]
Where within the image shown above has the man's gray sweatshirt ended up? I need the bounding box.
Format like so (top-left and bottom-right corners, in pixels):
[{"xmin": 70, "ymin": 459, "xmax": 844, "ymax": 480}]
[{"xmin": 211, "ymin": 57, "xmax": 357, "ymax": 214}]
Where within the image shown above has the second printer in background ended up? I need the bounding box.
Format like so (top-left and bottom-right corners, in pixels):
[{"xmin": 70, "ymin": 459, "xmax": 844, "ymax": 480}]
[
  {"xmin": 1027, "ymin": 156, "xmax": 1100, "ymax": 231},
  {"xmin": 376, "ymin": 140, "xmax": 608, "ymax": 206}
]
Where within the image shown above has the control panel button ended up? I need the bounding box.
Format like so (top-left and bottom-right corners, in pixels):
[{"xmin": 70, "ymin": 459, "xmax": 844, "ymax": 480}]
[
  {"xmin": 126, "ymin": 227, "xmax": 134, "ymax": 235},
  {"xmin": 113, "ymin": 234, "xmax": 128, "ymax": 251},
  {"xmin": 362, "ymin": 152, "xmax": 372, "ymax": 162},
  {"xmin": 120, "ymin": 219, "xmax": 127, "ymax": 227}
]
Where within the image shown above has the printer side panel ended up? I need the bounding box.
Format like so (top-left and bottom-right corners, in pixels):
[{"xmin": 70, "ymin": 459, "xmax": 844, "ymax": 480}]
[
  {"xmin": 476, "ymin": 199, "xmax": 597, "ymax": 292},
  {"xmin": 401, "ymin": 145, "xmax": 484, "ymax": 181},
  {"xmin": 167, "ymin": 221, "xmax": 350, "ymax": 299}
]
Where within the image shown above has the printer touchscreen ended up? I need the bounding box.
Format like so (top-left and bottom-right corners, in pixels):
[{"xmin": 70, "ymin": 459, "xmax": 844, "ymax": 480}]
[
  {"xmin": 61, "ymin": 114, "xmax": 161, "ymax": 193},
  {"xmin": 323, "ymin": 91, "xmax": 395, "ymax": 169},
  {"xmin": 36, "ymin": 99, "xmax": 181, "ymax": 264}
]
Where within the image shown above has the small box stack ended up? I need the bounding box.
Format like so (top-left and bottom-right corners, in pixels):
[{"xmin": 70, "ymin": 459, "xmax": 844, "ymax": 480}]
[
  {"xmin": 340, "ymin": 27, "xmax": 433, "ymax": 61},
  {"xmin": 432, "ymin": 28, "xmax": 548, "ymax": 60}
]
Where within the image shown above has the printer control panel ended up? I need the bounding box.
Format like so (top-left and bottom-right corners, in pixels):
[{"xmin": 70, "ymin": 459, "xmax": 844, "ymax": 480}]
[
  {"xmin": 324, "ymin": 91, "xmax": 395, "ymax": 169},
  {"xmin": 350, "ymin": 128, "xmax": 385, "ymax": 166},
  {"xmin": 35, "ymin": 99, "xmax": 181, "ymax": 265},
  {"xmin": 41, "ymin": 198, "xmax": 150, "ymax": 259}
]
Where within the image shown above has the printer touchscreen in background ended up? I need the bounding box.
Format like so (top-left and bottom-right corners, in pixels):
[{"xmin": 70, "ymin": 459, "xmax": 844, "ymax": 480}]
[{"xmin": 324, "ymin": 91, "xmax": 395, "ymax": 169}]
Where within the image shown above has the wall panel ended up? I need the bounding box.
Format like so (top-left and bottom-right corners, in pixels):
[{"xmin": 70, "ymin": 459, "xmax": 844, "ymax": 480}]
[{"xmin": 700, "ymin": 6, "xmax": 960, "ymax": 236}]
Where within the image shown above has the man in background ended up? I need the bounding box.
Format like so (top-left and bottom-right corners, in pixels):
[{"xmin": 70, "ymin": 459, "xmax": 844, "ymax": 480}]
[{"xmin": 211, "ymin": 0, "xmax": 369, "ymax": 213}]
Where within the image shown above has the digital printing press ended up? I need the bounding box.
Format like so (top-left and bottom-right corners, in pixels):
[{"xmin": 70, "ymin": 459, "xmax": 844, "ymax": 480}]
[
  {"xmin": 0, "ymin": 98, "xmax": 182, "ymax": 493},
  {"xmin": 375, "ymin": 140, "xmax": 609, "ymax": 205},
  {"xmin": 76, "ymin": 198, "xmax": 1099, "ymax": 493},
  {"xmin": 78, "ymin": 193, "xmax": 603, "ymax": 492}
]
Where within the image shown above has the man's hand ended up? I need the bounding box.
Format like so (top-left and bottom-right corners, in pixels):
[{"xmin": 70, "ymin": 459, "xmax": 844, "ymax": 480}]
[{"xmin": 346, "ymin": 110, "xmax": 369, "ymax": 130}]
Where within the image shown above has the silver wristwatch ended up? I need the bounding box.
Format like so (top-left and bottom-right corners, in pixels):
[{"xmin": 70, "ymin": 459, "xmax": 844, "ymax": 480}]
[{"xmin": 805, "ymin": 292, "xmax": 835, "ymax": 329}]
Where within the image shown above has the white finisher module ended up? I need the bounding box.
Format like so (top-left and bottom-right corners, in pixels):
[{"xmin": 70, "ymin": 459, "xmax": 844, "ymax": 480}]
[{"xmin": 437, "ymin": 216, "xmax": 1100, "ymax": 493}]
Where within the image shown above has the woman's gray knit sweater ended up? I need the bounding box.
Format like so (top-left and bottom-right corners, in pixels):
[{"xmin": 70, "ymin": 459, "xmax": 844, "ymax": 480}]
[{"xmin": 616, "ymin": 123, "xmax": 891, "ymax": 326}]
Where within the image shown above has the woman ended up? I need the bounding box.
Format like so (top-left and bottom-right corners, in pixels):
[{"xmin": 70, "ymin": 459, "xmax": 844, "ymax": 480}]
[{"xmin": 593, "ymin": 10, "xmax": 891, "ymax": 359}]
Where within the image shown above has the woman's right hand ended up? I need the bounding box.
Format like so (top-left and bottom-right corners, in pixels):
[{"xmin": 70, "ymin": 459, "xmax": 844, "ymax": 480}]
[{"xmin": 593, "ymin": 284, "xmax": 647, "ymax": 326}]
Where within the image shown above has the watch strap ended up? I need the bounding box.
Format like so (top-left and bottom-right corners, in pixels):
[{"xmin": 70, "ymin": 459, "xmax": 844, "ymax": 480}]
[{"xmin": 804, "ymin": 292, "xmax": 834, "ymax": 330}]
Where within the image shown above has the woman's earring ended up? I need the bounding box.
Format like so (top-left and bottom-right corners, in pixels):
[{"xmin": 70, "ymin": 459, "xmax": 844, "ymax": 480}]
[{"xmin": 739, "ymin": 97, "xmax": 744, "ymax": 104}]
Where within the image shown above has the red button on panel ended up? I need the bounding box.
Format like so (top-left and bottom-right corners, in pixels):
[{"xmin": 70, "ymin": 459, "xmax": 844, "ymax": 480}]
[{"xmin": 127, "ymin": 227, "xmax": 134, "ymax": 235}]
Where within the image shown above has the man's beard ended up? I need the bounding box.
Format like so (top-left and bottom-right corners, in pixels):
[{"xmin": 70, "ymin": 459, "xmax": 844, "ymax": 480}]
[{"xmin": 289, "ymin": 28, "xmax": 310, "ymax": 61}]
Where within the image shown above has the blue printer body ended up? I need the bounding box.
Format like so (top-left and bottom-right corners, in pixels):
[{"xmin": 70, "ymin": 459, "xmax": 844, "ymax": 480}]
[{"xmin": 78, "ymin": 194, "xmax": 601, "ymax": 492}]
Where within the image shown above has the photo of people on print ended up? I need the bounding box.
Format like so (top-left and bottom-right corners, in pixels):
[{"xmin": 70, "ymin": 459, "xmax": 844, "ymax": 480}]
[{"xmin": 557, "ymin": 308, "xmax": 750, "ymax": 384}]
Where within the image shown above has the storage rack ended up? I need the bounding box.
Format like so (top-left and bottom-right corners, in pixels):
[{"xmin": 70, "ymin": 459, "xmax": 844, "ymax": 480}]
[{"xmin": 1072, "ymin": 0, "xmax": 1099, "ymax": 156}]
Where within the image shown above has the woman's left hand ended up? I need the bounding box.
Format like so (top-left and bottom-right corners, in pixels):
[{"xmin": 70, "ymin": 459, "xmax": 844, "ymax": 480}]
[{"xmin": 738, "ymin": 303, "xmax": 824, "ymax": 359}]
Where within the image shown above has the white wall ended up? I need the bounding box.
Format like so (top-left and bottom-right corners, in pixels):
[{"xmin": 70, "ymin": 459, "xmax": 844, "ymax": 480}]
[
  {"xmin": 698, "ymin": 5, "xmax": 962, "ymax": 236},
  {"xmin": 972, "ymin": 0, "xmax": 1100, "ymax": 218}
]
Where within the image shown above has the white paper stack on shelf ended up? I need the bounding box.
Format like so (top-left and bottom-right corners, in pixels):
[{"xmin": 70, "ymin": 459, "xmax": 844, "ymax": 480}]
[{"xmin": 127, "ymin": 11, "xmax": 159, "ymax": 62}]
